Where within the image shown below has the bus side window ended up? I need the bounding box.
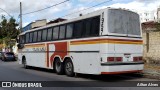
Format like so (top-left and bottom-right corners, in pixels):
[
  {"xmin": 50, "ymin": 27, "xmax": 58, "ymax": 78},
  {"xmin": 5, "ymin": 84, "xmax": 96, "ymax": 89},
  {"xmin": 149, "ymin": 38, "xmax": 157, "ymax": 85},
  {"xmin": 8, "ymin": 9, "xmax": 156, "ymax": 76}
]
[
  {"xmin": 47, "ymin": 28, "xmax": 53, "ymax": 41},
  {"xmin": 25, "ymin": 33, "xmax": 29, "ymax": 43},
  {"xmin": 59, "ymin": 25, "xmax": 66, "ymax": 39},
  {"xmin": 33, "ymin": 31, "xmax": 37, "ymax": 42},
  {"xmin": 23, "ymin": 35, "xmax": 25, "ymax": 43},
  {"xmin": 42, "ymin": 29, "xmax": 47, "ymax": 41},
  {"xmin": 91, "ymin": 16, "xmax": 100, "ymax": 36},
  {"xmin": 83, "ymin": 19, "xmax": 91, "ymax": 37},
  {"xmin": 20, "ymin": 35, "xmax": 25, "ymax": 44},
  {"xmin": 66, "ymin": 24, "xmax": 73, "ymax": 38},
  {"xmin": 53, "ymin": 26, "xmax": 59, "ymax": 40},
  {"xmin": 73, "ymin": 21, "xmax": 83, "ymax": 38},
  {"xmin": 29, "ymin": 32, "xmax": 33, "ymax": 43},
  {"xmin": 37, "ymin": 30, "xmax": 42, "ymax": 42}
]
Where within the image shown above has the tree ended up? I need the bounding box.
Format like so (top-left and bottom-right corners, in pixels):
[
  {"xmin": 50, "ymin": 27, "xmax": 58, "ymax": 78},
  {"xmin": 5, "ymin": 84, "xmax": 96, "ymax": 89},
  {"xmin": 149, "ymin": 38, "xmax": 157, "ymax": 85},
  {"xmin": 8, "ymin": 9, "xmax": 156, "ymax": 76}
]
[
  {"xmin": 0, "ymin": 15, "xmax": 8, "ymax": 39},
  {"xmin": 0, "ymin": 15, "xmax": 19, "ymax": 39},
  {"xmin": 7, "ymin": 17, "xmax": 19, "ymax": 38},
  {"xmin": 0, "ymin": 15, "xmax": 20, "ymax": 49}
]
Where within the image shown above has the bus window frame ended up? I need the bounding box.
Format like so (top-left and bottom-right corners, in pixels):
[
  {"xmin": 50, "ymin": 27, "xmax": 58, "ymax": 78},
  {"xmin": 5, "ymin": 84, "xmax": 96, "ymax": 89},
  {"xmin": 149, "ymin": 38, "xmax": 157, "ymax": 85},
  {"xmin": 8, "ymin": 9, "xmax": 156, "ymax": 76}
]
[
  {"xmin": 21, "ymin": 15, "xmax": 101, "ymax": 44},
  {"xmin": 52, "ymin": 26, "xmax": 60, "ymax": 40},
  {"xmin": 25, "ymin": 33, "xmax": 30, "ymax": 43},
  {"xmin": 29, "ymin": 32, "xmax": 34, "ymax": 43},
  {"xmin": 42, "ymin": 29, "xmax": 48, "ymax": 42},
  {"xmin": 66, "ymin": 23, "xmax": 74, "ymax": 39},
  {"xmin": 47, "ymin": 27, "xmax": 53, "ymax": 41},
  {"xmin": 73, "ymin": 20, "xmax": 83, "ymax": 38},
  {"xmin": 33, "ymin": 31, "xmax": 38, "ymax": 43},
  {"xmin": 59, "ymin": 24, "xmax": 66, "ymax": 40},
  {"xmin": 37, "ymin": 29, "xmax": 42, "ymax": 42}
]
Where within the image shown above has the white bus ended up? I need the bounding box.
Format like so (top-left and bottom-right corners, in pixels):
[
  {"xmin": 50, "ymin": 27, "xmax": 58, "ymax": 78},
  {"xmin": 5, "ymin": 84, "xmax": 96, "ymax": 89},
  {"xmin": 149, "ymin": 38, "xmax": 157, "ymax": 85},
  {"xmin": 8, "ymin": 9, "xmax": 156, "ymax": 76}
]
[{"xmin": 18, "ymin": 8, "xmax": 144, "ymax": 76}]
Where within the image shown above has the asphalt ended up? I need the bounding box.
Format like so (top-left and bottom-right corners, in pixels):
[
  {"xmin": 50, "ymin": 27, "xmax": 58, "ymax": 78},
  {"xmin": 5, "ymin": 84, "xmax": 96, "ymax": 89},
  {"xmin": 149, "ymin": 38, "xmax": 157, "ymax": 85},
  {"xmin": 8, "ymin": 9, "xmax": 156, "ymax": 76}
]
[{"xmin": 0, "ymin": 60, "xmax": 159, "ymax": 90}]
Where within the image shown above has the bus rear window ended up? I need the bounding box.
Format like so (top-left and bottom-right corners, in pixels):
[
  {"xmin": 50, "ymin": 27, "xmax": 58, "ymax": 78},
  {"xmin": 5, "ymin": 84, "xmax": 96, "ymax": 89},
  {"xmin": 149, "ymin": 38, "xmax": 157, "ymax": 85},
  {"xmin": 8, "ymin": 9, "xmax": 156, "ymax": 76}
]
[{"xmin": 107, "ymin": 9, "xmax": 141, "ymax": 36}]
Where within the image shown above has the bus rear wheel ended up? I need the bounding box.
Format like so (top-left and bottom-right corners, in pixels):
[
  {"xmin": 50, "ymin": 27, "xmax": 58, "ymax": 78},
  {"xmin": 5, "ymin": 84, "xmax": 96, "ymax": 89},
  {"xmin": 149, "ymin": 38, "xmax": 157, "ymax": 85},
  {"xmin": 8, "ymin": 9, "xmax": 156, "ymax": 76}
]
[
  {"xmin": 64, "ymin": 59, "xmax": 74, "ymax": 77},
  {"xmin": 54, "ymin": 58, "xmax": 64, "ymax": 74}
]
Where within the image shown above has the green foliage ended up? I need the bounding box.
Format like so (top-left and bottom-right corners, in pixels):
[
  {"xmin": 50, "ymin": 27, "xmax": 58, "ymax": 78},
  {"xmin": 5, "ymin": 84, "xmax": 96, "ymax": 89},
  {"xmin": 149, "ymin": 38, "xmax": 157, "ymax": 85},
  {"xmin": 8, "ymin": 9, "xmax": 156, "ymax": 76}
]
[
  {"xmin": 0, "ymin": 15, "xmax": 20, "ymax": 47},
  {"xmin": 0, "ymin": 15, "xmax": 20, "ymax": 39}
]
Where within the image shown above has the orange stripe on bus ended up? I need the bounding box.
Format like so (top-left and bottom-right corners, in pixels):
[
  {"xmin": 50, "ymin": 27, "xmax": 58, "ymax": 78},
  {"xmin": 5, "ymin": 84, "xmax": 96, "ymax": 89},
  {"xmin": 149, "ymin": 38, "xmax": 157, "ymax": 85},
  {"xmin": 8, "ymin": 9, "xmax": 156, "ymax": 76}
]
[
  {"xmin": 70, "ymin": 38, "xmax": 143, "ymax": 45},
  {"xmin": 25, "ymin": 44, "xmax": 45, "ymax": 48}
]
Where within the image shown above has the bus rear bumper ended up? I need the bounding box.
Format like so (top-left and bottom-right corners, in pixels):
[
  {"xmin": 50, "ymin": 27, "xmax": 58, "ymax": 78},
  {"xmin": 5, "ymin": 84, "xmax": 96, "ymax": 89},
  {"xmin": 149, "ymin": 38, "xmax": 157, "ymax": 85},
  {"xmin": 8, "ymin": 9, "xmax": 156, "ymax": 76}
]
[{"xmin": 100, "ymin": 62, "xmax": 144, "ymax": 74}]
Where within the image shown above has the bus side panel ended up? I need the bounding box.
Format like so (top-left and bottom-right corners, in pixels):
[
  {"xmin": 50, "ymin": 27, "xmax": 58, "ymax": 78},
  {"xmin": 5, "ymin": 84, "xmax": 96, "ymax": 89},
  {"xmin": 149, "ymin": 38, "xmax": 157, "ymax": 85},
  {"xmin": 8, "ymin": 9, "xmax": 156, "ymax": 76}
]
[
  {"xmin": 18, "ymin": 51, "xmax": 23, "ymax": 64},
  {"xmin": 26, "ymin": 51, "xmax": 46, "ymax": 68},
  {"xmin": 21, "ymin": 44, "xmax": 47, "ymax": 68},
  {"xmin": 70, "ymin": 43, "xmax": 101, "ymax": 74}
]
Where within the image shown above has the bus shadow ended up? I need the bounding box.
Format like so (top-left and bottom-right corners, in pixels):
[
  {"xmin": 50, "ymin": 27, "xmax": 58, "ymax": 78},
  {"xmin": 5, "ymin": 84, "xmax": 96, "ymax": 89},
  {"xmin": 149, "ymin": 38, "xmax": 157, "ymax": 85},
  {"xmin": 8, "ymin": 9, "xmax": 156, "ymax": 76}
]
[
  {"xmin": 22, "ymin": 66, "xmax": 55, "ymax": 73},
  {"xmin": 23, "ymin": 66, "xmax": 143, "ymax": 82},
  {"xmin": 76, "ymin": 73, "xmax": 143, "ymax": 82}
]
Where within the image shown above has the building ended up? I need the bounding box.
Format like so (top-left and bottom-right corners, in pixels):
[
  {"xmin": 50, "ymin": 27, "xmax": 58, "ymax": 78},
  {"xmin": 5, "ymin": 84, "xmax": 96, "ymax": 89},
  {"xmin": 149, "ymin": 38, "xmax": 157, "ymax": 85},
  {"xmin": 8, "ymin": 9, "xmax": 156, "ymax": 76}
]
[
  {"xmin": 22, "ymin": 19, "xmax": 47, "ymax": 32},
  {"xmin": 47, "ymin": 18, "xmax": 66, "ymax": 24},
  {"xmin": 157, "ymin": 7, "xmax": 160, "ymax": 23},
  {"xmin": 137, "ymin": 10, "xmax": 156, "ymax": 23}
]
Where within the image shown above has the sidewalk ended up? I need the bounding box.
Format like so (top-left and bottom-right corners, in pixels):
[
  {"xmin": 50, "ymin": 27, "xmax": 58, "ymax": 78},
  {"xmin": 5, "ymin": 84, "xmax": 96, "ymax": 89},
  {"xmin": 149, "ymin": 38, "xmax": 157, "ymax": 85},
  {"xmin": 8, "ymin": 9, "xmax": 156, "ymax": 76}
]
[{"xmin": 143, "ymin": 64, "xmax": 160, "ymax": 80}]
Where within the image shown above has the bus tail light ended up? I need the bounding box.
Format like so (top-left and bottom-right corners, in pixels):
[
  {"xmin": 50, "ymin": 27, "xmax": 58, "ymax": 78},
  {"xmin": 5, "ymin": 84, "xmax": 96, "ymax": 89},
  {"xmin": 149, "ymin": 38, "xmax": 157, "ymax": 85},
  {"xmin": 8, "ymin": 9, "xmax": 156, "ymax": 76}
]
[
  {"xmin": 138, "ymin": 57, "xmax": 143, "ymax": 61},
  {"xmin": 107, "ymin": 57, "xmax": 122, "ymax": 62},
  {"xmin": 133, "ymin": 57, "xmax": 138, "ymax": 62},
  {"xmin": 133, "ymin": 57, "xmax": 143, "ymax": 62},
  {"xmin": 107, "ymin": 57, "xmax": 114, "ymax": 62},
  {"xmin": 116, "ymin": 57, "xmax": 122, "ymax": 62}
]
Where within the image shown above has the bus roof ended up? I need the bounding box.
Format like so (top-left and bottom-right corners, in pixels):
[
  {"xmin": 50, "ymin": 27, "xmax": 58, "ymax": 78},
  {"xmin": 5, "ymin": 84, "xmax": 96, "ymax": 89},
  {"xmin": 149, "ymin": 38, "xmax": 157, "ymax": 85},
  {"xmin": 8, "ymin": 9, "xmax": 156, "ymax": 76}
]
[{"xmin": 19, "ymin": 8, "xmax": 138, "ymax": 35}]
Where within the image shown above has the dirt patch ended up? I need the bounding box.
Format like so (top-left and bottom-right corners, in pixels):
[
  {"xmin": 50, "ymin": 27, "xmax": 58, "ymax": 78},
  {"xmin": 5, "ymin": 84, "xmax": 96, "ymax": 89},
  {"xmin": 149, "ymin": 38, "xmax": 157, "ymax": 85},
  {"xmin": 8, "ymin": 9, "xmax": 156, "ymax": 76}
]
[
  {"xmin": 144, "ymin": 64, "xmax": 160, "ymax": 72},
  {"xmin": 143, "ymin": 63, "xmax": 160, "ymax": 80}
]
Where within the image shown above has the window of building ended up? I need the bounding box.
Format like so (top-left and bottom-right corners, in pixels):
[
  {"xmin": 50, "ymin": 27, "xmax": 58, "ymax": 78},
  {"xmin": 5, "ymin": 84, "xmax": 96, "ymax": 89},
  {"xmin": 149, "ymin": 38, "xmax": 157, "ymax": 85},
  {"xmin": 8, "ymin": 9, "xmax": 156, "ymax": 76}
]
[
  {"xmin": 66, "ymin": 24, "xmax": 73, "ymax": 38},
  {"xmin": 42, "ymin": 29, "xmax": 47, "ymax": 41},
  {"xmin": 29, "ymin": 32, "xmax": 33, "ymax": 43},
  {"xmin": 47, "ymin": 28, "xmax": 53, "ymax": 41},
  {"xmin": 53, "ymin": 26, "xmax": 59, "ymax": 40},
  {"xmin": 59, "ymin": 25, "xmax": 66, "ymax": 39},
  {"xmin": 37, "ymin": 30, "xmax": 42, "ymax": 42},
  {"xmin": 33, "ymin": 31, "xmax": 37, "ymax": 42}
]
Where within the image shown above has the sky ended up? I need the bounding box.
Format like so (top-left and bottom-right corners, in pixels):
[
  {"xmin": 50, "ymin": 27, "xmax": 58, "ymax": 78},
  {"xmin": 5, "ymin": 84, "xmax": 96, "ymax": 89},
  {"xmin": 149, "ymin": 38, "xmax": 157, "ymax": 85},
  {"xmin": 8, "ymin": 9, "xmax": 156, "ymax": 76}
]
[{"xmin": 0, "ymin": 0, "xmax": 160, "ymax": 27}]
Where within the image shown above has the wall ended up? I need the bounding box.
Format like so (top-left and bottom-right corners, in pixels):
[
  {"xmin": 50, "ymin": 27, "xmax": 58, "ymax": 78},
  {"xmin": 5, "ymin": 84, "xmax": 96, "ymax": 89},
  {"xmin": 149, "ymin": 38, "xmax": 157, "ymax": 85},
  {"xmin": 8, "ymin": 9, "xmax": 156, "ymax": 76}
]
[
  {"xmin": 157, "ymin": 8, "xmax": 160, "ymax": 22},
  {"xmin": 143, "ymin": 31, "xmax": 160, "ymax": 64},
  {"xmin": 32, "ymin": 19, "xmax": 47, "ymax": 28}
]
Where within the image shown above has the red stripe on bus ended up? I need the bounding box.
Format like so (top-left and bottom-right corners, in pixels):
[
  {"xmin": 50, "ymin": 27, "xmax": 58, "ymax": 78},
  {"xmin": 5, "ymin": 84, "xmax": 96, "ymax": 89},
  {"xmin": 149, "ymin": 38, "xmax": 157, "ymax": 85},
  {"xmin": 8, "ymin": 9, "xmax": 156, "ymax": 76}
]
[{"xmin": 46, "ymin": 44, "xmax": 49, "ymax": 67}]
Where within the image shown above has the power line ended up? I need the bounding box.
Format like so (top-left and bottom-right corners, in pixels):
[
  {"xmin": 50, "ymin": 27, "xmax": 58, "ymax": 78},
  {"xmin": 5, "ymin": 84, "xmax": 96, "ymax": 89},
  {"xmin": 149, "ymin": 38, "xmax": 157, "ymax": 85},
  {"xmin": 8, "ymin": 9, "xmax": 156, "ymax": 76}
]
[
  {"xmin": 0, "ymin": 8, "xmax": 12, "ymax": 17},
  {"xmin": 61, "ymin": 0, "xmax": 112, "ymax": 18},
  {"xmin": 22, "ymin": 0, "xmax": 69, "ymax": 15}
]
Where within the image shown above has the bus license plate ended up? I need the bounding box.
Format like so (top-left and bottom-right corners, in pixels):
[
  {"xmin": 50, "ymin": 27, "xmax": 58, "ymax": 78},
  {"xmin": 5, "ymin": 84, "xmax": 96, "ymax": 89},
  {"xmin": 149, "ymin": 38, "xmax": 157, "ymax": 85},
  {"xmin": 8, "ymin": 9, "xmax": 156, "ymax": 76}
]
[{"xmin": 124, "ymin": 53, "xmax": 131, "ymax": 58}]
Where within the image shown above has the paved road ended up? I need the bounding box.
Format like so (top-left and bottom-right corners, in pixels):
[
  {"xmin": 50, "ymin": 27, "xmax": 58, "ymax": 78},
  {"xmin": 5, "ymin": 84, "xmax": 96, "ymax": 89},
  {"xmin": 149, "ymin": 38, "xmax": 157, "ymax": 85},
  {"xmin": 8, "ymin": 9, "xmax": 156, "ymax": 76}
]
[{"xmin": 0, "ymin": 60, "xmax": 159, "ymax": 90}]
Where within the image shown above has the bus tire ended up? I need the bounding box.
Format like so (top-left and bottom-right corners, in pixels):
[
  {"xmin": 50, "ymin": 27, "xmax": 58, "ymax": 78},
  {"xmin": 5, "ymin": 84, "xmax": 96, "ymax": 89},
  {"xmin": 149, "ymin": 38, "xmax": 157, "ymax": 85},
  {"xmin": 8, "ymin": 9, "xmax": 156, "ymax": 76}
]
[
  {"xmin": 64, "ymin": 58, "xmax": 74, "ymax": 77},
  {"xmin": 22, "ymin": 57, "xmax": 28, "ymax": 69},
  {"xmin": 54, "ymin": 58, "xmax": 64, "ymax": 75}
]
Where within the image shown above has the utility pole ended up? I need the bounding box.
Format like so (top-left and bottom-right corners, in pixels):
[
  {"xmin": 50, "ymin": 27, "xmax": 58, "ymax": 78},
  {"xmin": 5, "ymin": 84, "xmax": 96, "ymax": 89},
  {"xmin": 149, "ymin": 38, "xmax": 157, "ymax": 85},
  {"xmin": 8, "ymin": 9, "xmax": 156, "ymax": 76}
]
[{"xmin": 20, "ymin": 2, "xmax": 22, "ymax": 32}]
